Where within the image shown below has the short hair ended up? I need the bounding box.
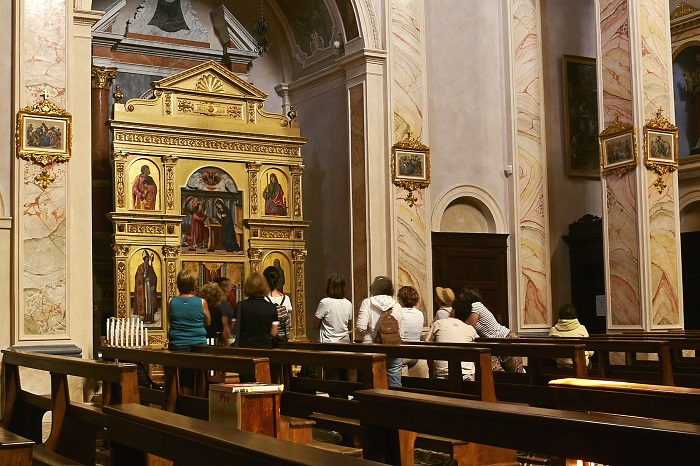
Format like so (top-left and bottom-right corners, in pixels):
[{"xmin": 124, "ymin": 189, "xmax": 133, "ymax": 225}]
[
  {"xmin": 558, "ymin": 304, "xmax": 578, "ymax": 320},
  {"xmin": 263, "ymin": 266, "xmax": 280, "ymax": 291},
  {"xmin": 213, "ymin": 276, "xmax": 231, "ymax": 287},
  {"xmin": 177, "ymin": 268, "xmax": 198, "ymax": 294},
  {"xmin": 459, "ymin": 286, "xmax": 482, "ymax": 305},
  {"xmin": 326, "ymin": 273, "xmax": 347, "ymax": 299},
  {"xmin": 370, "ymin": 276, "xmax": 394, "ymax": 297},
  {"xmin": 199, "ymin": 283, "xmax": 224, "ymax": 308},
  {"xmin": 244, "ymin": 272, "xmax": 270, "ymax": 298},
  {"xmin": 397, "ymin": 286, "xmax": 419, "ymax": 308},
  {"xmin": 453, "ymin": 297, "xmax": 473, "ymax": 323}
]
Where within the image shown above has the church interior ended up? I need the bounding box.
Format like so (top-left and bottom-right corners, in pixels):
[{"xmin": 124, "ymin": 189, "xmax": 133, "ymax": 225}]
[{"xmin": 1, "ymin": 0, "xmax": 700, "ymax": 465}]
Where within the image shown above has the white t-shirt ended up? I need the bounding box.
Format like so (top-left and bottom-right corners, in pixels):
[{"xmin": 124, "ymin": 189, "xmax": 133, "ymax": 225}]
[
  {"xmin": 401, "ymin": 307, "xmax": 424, "ymax": 342},
  {"xmin": 426, "ymin": 318, "xmax": 478, "ymax": 379},
  {"xmin": 314, "ymin": 297, "xmax": 353, "ymax": 343}
]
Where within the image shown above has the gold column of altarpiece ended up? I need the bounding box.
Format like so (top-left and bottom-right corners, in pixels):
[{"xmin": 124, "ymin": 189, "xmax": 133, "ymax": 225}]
[{"xmin": 109, "ymin": 61, "xmax": 310, "ymax": 348}]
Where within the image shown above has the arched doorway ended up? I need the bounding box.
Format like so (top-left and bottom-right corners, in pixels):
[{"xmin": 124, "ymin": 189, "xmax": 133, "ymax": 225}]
[{"xmin": 681, "ymin": 194, "xmax": 700, "ymax": 330}]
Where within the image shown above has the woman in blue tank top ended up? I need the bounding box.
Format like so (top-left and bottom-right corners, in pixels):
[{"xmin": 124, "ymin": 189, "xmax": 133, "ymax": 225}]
[{"xmin": 168, "ymin": 268, "xmax": 211, "ymax": 394}]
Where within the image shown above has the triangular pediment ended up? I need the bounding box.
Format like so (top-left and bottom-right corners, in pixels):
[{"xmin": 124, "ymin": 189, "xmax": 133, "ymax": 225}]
[{"xmin": 154, "ymin": 61, "xmax": 267, "ymax": 101}]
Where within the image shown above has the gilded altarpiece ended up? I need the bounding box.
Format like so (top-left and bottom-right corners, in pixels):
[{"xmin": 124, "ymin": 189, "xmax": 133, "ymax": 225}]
[{"xmin": 109, "ymin": 62, "xmax": 309, "ymax": 347}]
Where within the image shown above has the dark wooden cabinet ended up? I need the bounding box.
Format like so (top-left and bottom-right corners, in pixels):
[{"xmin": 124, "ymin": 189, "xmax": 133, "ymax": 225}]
[
  {"xmin": 563, "ymin": 215, "xmax": 606, "ymax": 334},
  {"xmin": 432, "ymin": 232, "xmax": 510, "ymax": 327}
]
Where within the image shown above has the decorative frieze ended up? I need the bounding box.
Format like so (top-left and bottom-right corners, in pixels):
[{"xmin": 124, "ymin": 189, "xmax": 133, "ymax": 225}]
[
  {"xmin": 113, "ymin": 243, "xmax": 131, "ymax": 257},
  {"xmin": 127, "ymin": 224, "xmax": 165, "ymax": 235},
  {"xmin": 260, "ymin": 229, "xmax": 292, "ymax": 239},
  {"xmin": 162, "ymin": 245, "xmax": 179, "ymax": 258}
]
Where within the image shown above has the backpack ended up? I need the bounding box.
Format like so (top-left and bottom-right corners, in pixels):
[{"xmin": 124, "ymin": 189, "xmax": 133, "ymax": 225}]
[
  {"xmin": 375, "ymin": 309, "xmax": 401, "ymax": 344},
  {"xmin": 267, "ymin": 295, "xmax": 292, "ymax": 344}
]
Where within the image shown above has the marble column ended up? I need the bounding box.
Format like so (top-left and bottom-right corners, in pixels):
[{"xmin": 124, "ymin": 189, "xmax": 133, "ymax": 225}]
[
  {"xmin": 597, "ymin": 0, "xmax": 683, "ymax": 329},
  {"xmin": 509, "ymin": 0, "xmax": 552, "ymax": 331},
  {"xmin": 390, "ymin": 0, "xmax": 431, "ymax": 318}
]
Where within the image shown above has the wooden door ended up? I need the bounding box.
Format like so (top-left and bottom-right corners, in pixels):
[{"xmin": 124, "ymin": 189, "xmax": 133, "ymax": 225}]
[
  {"xmin": 431, "ymin": 232, "xmax": 510, "ymax": 327},
  {"xmin": 681, "ymin": 231, "xmax": 700, "ymax": 330}
]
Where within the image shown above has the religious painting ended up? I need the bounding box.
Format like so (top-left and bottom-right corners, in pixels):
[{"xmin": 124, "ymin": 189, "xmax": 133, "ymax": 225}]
[
  {"xmin": 181, "ymin": 167, "xmax": 243, "ymax": 254},
  {"xmin": 262, "ymin": 169, "xmax": 289, "ymax": 217},
  {"xmin": 129, "ymin": 159, "xmax": 160, "ymax": 211},
  {"xmin": 644, "ymin": 111, "xmax": 679, "ymax": 170},
  {"xmin": 600, "ymin": 121, "xmax": 637, "ymax": 175},
  {"xmin": 182, "ymin": 261, "xmax": 244, "ymax": 305},
  {"xmin": 563, "ymin": 55, "xmax": 600, "ymax": 177},
  {"xmin": 394, "ymin": 149, "xmax": 428, "ymax": 181},
  {"xmin": 262, "ymin": 252, "xmax": 291, "ymax": 294},
  {"xmin": 129, "ymin": 248, "xmax": 163, "ymax": 329},
  {"xmin": 673, "ymin": 44, "xmax": 700, "ymax": 160},
  {"xmin": 16, "ymin": 98, "xmax": 72, "ymax": 167}
]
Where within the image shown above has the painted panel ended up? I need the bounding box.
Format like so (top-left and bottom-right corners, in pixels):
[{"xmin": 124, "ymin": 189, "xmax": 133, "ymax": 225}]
[{"xmin": 600, "ymin": 0, "xmax": 633, "ymax": 122}]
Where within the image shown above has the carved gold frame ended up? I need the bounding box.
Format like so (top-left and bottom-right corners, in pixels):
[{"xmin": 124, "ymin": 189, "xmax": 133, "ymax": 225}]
[
  {"xmin": 599, "ymin": 117, "xmax": 637, "ymax": 177},
  {"xmin": 15, "ymin": 97, "xmax": 73, "ymax": 189},
  {"xmin": 392, "ymin": 130, "xmax": 430, "ymax": 207},
  {"xmin": 643, "ymin": 109, "xmax": 678, "ymax": 194}
]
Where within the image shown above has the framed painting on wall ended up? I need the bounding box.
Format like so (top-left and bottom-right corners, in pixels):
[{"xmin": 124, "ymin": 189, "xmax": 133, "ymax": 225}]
[
  {"xmin": 599, "ymin": 119, "xmax": 637, "ymax": 176},
  {"xmin": 563, "ymin": 55, "xmax": 600, "ymax": 177},
  {"xmin": 672, "ymin": 43, "xmax": 700, "ymax": 163}
]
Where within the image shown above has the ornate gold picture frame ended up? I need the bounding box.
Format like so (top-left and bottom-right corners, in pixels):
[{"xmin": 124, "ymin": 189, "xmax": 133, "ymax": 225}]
[
  {"xmin": 644, "ymin": 109, "xmax": 678, "ymax": 171},
  {"xmin": 15, "ymin": 97, "xmax": 72, "ymax": 189},
  {"xmin": 599, "ymin": 117, "xmax": 637, "ymax": 177},
  {"xmin": 392, "ymin": 130, "xmax": 430, "ymax": 207}
]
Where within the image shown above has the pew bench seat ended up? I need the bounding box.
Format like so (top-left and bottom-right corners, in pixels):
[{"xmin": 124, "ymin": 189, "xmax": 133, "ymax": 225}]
[
  {"xmin": 0, "ymin": 426, "xmax": 33, "ymax": 466},
  {"xmin": 32, "ymin": 445, "xmax": 82, "ymax": 466}
]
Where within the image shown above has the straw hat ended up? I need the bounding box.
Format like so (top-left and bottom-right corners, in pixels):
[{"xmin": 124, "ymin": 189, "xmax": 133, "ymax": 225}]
[{"xmin": 435, "ymin": 287, "xmax": 455, "ymax": 306}]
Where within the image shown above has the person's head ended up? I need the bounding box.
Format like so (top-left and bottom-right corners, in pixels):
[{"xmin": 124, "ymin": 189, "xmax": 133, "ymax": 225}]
[
  {"xmin": 263, "ymin": 266, "xmax": 280, "ymax": 292},
  {"xmin": 270, "ymin": 173, "xmax": 278, "ymax": 183},
  {"xmin": 273, "ymin": 258, "xmax": 281, "ymax": 267},
  {"xmin": 459, "ymin": 286, "xmax": 482, "ymax": 305},
  {"xmin": 558, "ymin": 304, "xmax": 578, "ymax": 320},
  {"xmin": 452, "ymin": 297, "xmax": 474, "ymax": 323},
  {"xmin": 214, "ymin": 277, "xmax": 232, "ymax": 294},
  {"xmin": 435, "ymin": 287, "xmax": 455, "ymax": 307},
  {"xmin": 176, "ymin": 268, "xmax": 198, "ymax": 295},
  {"xmin": 199, "ymin": 283, "xmax": 224, "ymax": 308},
  {"xmin": 244, "ymin": 272, "xmax": 270, "ymax": 298},
  {"xmin": 326, "ymin": 273, "xmax": 347, "ymax": 299},
  {"xmin": 370, "ymin": 276, "xmax": 394, "ymax": 297},
  {"xmin": 215, "ymin": 199, "xmax": 224, "ymax": 210},
  {"xmin": 141, "ymin": 250, "xmax": 150, "ymax": 265},
  {"xmin": 397, "ymin": 286, "xmax": 420, "ymax": 308},
  {"xmin": 141, "ymin": 165, "xmax": 150, "ymax": 176}
]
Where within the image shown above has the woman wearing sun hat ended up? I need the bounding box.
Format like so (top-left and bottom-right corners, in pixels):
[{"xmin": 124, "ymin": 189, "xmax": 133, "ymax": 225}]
[{"xmin": 434, "ymin": 287, "xmax": 455, "ymax": 320}]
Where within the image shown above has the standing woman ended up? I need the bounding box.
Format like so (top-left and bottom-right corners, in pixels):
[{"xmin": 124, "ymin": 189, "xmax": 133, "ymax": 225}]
[
  {"xmin": 312, "ymin": 273, "xmax": 353, "ymax": 383},
  {"xmin": 168, "ymin": 268, "xmax": 211, "ymax": 394},
  {"xmin": 460, "ymin": 286, "xmax": 524, "ymax": 373},
  {"xmin": 263, "ymin": 266, "xmax": 292, "ymax": 345}
]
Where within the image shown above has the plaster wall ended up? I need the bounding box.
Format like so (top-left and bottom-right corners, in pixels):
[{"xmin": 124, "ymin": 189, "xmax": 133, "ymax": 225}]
[
  {"xmin": 0, "ymin": 0, "xmax": 11, "ymax": 216},
  {"xmin": 424, "ymin": 1, "xmax": 511, "ymax": 229},
  {"xmin": 293, "ymin": 83, "xmax": 351, "ymax": 340},
  {"xmin": 542, "ymin": 0, "xmax": 602, "ymax": 310}
]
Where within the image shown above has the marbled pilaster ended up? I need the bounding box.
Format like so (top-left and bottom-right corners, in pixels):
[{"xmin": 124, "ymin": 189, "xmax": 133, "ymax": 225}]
[
  {"xmin": 391, "ymin": 0, "xmax": 429, "ymax": 317},
  {"xmin": 511, "ymin": 0, "xmax": 550, "ymax": 327},
  {"xmin": 600, "ymin": 0, "xmax": 632, "ymax": 122}
]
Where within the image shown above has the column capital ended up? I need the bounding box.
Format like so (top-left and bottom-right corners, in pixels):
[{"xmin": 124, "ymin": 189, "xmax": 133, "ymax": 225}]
[{"xmin": 91, "ymin": 66, "xmax": 117, "ymax": 90}]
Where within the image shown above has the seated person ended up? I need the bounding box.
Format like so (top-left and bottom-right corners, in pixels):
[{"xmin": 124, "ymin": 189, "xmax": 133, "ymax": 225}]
[
  {"xmin": 426, "ymin": 298, "xmax": 478, "ymax": 380},
  {"xmin": 549, "ymin": 304, "xmax": 594, "ymax": 368}
]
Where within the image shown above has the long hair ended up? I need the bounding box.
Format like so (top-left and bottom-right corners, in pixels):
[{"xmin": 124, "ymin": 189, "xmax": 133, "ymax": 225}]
[
  {"xmin": 326, "ymin": 273, "xmax": 347, "ymax": 299},
  {"xmin": 459, "ymin": 286, "xmax": 482, "ymax": 305},
  {"xmin": 244, "ymin": 272, "xmax": 270, "ymax": 298}
]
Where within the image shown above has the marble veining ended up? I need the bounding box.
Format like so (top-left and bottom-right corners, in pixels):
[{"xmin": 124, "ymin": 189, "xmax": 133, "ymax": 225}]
[
  {"xmin": 639, "ymin": 1, "xmax": 671, "ymax": 117},
  {"xmin": 648, "ymin": 172, "xmax": 679, "ymax": 325},
  {"xmin": 606, "ymin": 175, "xmax": 641, "ymax": 325},
  {"xmin": 512, "ymin": 0, "xmax": 548, "ymax": 326},
  {"xmin": 21, "ymin": 0, "xmax": 68, "ymax": 337},
  {"xmin": 391, "ymin": 0, "xmax": 428, "ymax": 313},
  {"xmin": 22, "ymin": 163, "xmax": 67, "ymax": 336},
  {"xmin": 350, "ymin": 85, "xmax": 368, "ymax": 305},
  {"xmin": 600, "ymin": 0, "xmax": 633, "ymax": 122}
]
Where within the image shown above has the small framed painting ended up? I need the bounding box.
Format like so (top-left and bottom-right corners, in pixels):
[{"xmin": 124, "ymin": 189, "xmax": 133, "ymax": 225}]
[
  {"xmin": 599, "ymin": 118, "xmax": 637, "ymax": 176},
  {"xmin": 644, "ymin": 110, "xmax": 679, "ymax": 169}
]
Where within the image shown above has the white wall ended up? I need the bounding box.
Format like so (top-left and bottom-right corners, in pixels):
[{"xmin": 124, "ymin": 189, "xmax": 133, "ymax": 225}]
[{"xmin": 542, "ymin": 0, "xmax": 602, "ymax": 310}]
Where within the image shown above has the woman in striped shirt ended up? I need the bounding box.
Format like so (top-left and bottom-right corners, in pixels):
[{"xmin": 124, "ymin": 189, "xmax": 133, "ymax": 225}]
[{"xmin": 460, "ymin": 286, "xmax": 524, "ymax": 373}]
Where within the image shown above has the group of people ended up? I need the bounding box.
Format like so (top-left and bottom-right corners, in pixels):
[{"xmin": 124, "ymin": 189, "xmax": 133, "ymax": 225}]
[
  {"xmin": 167, "ymin": 266, "xmax": 293, "ymax": 391},
  {"xmin": 167, "ymin": 265, "xmax": 592, "ymax": 391}
]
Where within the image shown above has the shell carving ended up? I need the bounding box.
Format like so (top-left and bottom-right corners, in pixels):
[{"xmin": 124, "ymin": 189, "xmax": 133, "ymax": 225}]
[{"xmin": 195, "ymin": 74, "xmax": 225, "ymax": 94}]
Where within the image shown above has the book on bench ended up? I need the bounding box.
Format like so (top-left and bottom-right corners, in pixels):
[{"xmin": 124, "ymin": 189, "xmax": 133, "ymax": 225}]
[{"xmin": 210, "ymin": 383, "xmax": 284, "ymax": 393}]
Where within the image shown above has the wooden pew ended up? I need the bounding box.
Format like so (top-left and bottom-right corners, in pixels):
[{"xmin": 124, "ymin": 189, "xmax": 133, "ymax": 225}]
[
  {"xmin": 0, "ymin": 428, "xmax": 33, "ymax": 466},
  {"xmin": 1, "ymin": 348, "xmax": 140, "ymax": 465},
  {"xmin": 478, "ymin": 337, "xmax": 675, "ymax": 386},
  {"xmin": 279, "ymin": 342, "xmax": 516, "ymax": 465},
  {"xmin": 549, "ymin": 377, "xmax": 700, "ymax": 424},
  {"xmin": 102, "ymin": 403, "xmax": 382, "ymax": 466},
  {"xmin": 100, "ymin": 346, "xmax": 271, "ymax": 421},
  {"xmin": 280, "ymin": 342, "xmax": 497, "ymax": 401},
  {"xmin": 354, "ymin": 388, "xmax": 700, "ymax": 466}
]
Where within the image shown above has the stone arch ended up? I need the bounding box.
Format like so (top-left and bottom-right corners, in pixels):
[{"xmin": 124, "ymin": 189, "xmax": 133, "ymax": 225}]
[
  {"xmin": 680, "ymin": 189, "xmax": 700, "ymax": 232},
  {"xmin": 431, "ymin": 186, "xmax": 507, "ymax": 234}
]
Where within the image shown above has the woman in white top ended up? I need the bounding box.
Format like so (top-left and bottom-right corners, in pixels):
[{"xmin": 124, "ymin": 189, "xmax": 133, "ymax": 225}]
[
  {"xmin": 397, "ymin": 286, "xmax": 428, "ymax": 378},
  {"xmin": 263, "ymin": 266, "xmax": 292, "ymax": 346},
  {"xmin": 426, "ymin": 299, "xmax": 478, "ymax": 380},
  {"xmin": 312, "ymin": 274, "xmax": 353, "ymax": 384},
  {"xmin": 312, "ymin": 274, "xmax": 353, "ymax": 343},
  {"xmin": 356, "ymin": 276, "xmax": 404, "ymax": 387},
  {"xmin": 461, "ymin": 285, "xmax": 524, "ymax": 373}
]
